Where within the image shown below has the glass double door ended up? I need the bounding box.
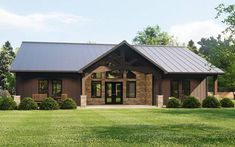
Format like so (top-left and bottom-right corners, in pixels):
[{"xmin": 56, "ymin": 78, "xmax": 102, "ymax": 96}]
[{"xmin": 105, "ymin": 82, "xmax": 123, "ymax": 104}]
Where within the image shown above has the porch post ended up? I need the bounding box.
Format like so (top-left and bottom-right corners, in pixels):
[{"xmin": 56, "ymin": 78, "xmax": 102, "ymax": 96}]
[
  {"xmin": 81, "ymin": 73, "xmax": 88, "ymax": 107},
  {"xmin": 213, "ymin": 75, "xmax": 218, "ymax": 96}
]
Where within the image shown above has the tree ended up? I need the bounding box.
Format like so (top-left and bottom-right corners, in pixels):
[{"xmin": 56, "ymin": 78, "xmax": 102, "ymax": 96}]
[
  {"xmin": 187, "ymin": 40, "xmax": 198, "ymax": 54},
  {"xmin": 198, "ymin": 35, "xmax": 235, "ymax": 96},
  {"xmin": 133, "ymin": 25, "xmax": 173, "ymax": 45},
  {"xmin": 215, "ymin": 4, "xmax": 235, "ymax": 34},
  {"xmin": 0, "ymin": 41, "xmax": 16, "ymax": 94}
]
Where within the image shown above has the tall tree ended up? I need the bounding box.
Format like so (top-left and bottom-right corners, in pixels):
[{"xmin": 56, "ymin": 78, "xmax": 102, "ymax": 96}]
[
  {"xmin": 187, "ymin": 40, "xmax": 198, "ymax": 54},
  {"xmin": 0, "ymin": 41, "xmax": 16, "ymax": 94},
  {"xmin": 133, "ymin": 25, "xmax": 173, "ymax": 45},
  {"xmin": 215, "ymin": 4, "xmax": 235, "ymax": 34},
  {"xmin": 198, "ymin": 35, "xmax": 235, "ymax": 96}
]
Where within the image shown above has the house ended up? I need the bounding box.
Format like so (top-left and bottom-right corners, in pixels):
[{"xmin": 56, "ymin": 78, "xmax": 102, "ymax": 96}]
[{"xmin": 10, "ymin": 40, "xmax": 223, "ymax": 105}]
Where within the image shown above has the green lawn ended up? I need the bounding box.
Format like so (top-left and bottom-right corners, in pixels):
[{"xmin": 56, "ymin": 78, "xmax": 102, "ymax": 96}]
[{"xmin": 0, "ymin": 109, "xmax": 235, "ymax": 146}]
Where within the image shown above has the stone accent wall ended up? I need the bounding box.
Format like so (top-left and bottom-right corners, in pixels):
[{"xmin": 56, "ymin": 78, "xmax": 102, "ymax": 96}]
[{"xmin": 85, "ymin": 70, "xmax": 153, "ymax": 105}]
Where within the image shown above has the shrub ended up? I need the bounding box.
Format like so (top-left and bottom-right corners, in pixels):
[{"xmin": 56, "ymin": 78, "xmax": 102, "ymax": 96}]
[
  {"xmin": 182, "ymin": 96, "xmax": 201, "ymax": 108},
  {"xmin": 19, "ymin": 97, "xmax": 38, "ymax": 110},
  {"xmin": 60, "ymin": 98, "xmax": 77, "ymax": 109},
  {"xmin": 167, "ymin": 97, "xmax": 181, "ymax": 108},
  {"xmin": 0, "ymin": 89, "xmax": 11, "ymax": 97},
  {"xmin": 40, "ymin": 97, "xmax": 59, "ymax": 110},
  {"xmin": 202, "ymin": 96, "xmax": 221, "ymax": 108},
  {"xmin": 220, "ymin": 98, "xmax": 234, "ymax": 108},
  {"xmin": 0, "ymin": 97, "xmax": 17, "ymax": 110}
]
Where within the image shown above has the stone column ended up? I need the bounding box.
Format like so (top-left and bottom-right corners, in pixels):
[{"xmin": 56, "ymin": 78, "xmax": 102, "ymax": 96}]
[
  {"xmin": 80, "ymin": 95, "xmax": 87, "ymax": 107},
  {"xmin": 156, "ymin": 95, "xmax": 163, "ymax": 108},
  {"xmin": 13, "ymin": 95, "xmax": 21, "ymax": 106}
]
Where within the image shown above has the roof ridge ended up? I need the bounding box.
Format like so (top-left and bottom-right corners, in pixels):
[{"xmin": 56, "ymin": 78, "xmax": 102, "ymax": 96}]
[
  {"xmin": 22, "ymin": 41, "xmax": 117, "ymax": 46},
  {"xmin": 133, "ymin": 44, "xmax": 186, "ymax": 48},
  {"xmin": 22, "ymin": 41, "xmax": 186, "ymax": 48}
]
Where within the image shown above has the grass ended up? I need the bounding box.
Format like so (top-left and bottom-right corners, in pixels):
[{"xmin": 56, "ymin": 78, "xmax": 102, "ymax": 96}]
[{"xmin": 0, "ymin": 109, "xmax": 235, "ymax": 146}]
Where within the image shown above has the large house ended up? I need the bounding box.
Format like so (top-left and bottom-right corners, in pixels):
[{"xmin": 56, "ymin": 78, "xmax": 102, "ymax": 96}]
[{"xmin": 10, "ymin": 40, "xmax": 223, "ymax": 106}]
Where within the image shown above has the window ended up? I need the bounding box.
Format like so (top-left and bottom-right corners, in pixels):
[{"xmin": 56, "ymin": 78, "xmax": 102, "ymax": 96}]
[
  {"xmin": 52, "ymin": 80, "xmax": 62, "ymax": 97},
  {"xmin": 126, "ymin": 81, "xmax": 136, "ymax": 98},
  {"xmin": 91, "ymin": 72, "xmax": 102, "ymax": 79},
  {"xmin": 38, "ymin": 80, "xmax": 48, "ymax": 94},
  {"xmin": 91, "ymin": 81, "xmax": 102, "ymax": 98},
  {"xmin": 171, "ymin": 80, "xmax": 179, "ymax": 98},
  {"xmin": 126, "ymin": 71, "xmax": 136, "ymax": 79},
  {"xmin": 182, "ymin": 80, "xmax": 190, "ymax": 96},
  {"xmin": 106, "ymin": 70, "xmax": 123, "ymax": 79}
]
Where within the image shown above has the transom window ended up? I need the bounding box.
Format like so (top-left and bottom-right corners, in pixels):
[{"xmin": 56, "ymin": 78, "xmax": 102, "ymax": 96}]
[
  {"xmin": 91, "ymin": 72, "xmax": 102, "ymax": 79},
  {"xmin": 106, "ymin": 70, "xmax": 123, "ymax": 79},
  {"xmin": 52, "ymin": 80, "xmax": 62, "ymax": 97},
  {"xmin": 126, "ymin": 71, "xmax": 136, "ymax": 79},
  {"xmin": 126, "ymin": 81, "xmax": 136, "ymax": 98},
  {"xmin": 91, "ymin": 81, "xmax": 102, "ymax": 98},
  {"xmin": 38, "ymin": 80, "xmax": 48, "ymax": 94}
]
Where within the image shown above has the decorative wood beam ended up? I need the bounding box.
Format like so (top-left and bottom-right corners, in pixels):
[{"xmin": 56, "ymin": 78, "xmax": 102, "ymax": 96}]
[{"xmin": 128, "ymin": 58, "xmax": 138, "ymax": 65}]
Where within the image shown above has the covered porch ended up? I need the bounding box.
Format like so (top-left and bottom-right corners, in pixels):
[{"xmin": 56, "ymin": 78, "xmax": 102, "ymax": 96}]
[{"xmin": 80, "ymin": 42, "xmax": 160, "ymax": 106}]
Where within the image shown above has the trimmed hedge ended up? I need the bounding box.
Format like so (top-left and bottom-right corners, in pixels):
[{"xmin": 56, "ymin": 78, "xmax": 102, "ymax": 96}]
[
  {"xmin": 202, "ymin": 96, "xmax": 221, "ymax": 108},
  {"xmin": 167, "ymin": 97, "xmax": 181, "ymax": 108},
  {"xmin": 39, "ymin": 97, "xmax": 59, "ymax": 110},
  {"xmin": 220, "ymin": 98, "xmax": 234, "ymax": 108},
  {"xmin": 60, "ymin": 98, "xmax": 77, "ymax": 109},
  {"xmin": 0, "ymin": 97, "xmax": 17, "ymax": 110},
  {"xmin": 182, "ymin": 96, "xmax": 201, "ymax": 108},
  {"xmin": 19, "ymin": 97, "xmax": 38, "ymax": 110}
]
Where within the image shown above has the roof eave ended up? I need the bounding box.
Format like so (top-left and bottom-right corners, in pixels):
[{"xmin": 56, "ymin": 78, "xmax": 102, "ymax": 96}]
[
  {"xmin": 166, "ymin": 71, "xmax": 224, "ymax": 75},
  {"xmin": 10, "ymin": 70, "xmax": 79, "ymax": 73}
]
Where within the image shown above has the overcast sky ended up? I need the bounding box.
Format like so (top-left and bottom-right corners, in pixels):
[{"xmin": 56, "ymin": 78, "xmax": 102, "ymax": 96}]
[{"xmin": 0, "ymin": 0, "xmax": 233, "ymax": 48}]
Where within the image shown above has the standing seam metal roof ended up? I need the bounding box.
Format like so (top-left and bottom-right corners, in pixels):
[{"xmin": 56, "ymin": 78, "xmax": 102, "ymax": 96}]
[{"xmin": 10, "ymin": 41, "xmax": 224, "ymax": 74}]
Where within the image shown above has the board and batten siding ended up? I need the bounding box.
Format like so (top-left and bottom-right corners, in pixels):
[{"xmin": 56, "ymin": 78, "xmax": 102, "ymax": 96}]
[
  {"xmin": 190, "ymin": 78, "xmax": 207, "ymax": 102},
  {"xmin": 161, "ymin": 78, "xmax": 207, "ymax": 105},
  {"xmin": 15, "ymin": 73, "xmax": 82, "ymax": 105}
]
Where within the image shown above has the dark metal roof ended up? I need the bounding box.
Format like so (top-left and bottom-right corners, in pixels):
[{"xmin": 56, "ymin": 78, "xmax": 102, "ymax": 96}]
[{"xmin": 10, "ymin": 41, "xmax": 224, "ymax": 74}]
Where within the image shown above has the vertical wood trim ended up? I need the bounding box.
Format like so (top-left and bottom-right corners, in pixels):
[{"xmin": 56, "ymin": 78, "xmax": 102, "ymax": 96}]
[{"xmin": 213, "ymin": 75, "xmax": 218, "ymax": 95}]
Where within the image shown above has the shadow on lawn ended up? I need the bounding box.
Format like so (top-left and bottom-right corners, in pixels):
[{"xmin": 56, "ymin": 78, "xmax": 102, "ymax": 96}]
[{"xmin": 86, "ymin": 123, "xmax": 233, "ymax": 145}]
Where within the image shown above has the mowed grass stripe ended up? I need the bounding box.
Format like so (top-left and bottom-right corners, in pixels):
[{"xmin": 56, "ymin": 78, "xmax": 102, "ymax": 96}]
[{"xmin": 0, "ymin": 109, "xmax": 234, "ymax": 146}]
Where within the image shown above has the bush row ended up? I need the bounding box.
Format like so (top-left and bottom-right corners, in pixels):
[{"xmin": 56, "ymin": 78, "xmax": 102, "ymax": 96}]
[
  {"xmin": 0, "ymin": 97, "xmax": 77, "ymax": 110},
  {"xmin": 167, "ymin": 96, "xmax": 234, "ymax": 108}
]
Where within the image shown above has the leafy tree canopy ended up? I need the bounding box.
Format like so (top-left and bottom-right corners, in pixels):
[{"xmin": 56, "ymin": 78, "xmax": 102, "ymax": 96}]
[
  {"xmin": 198, "ymin": 35, "xmax": 235, "ymax": 92},
  {"xmin": 215, "ymin": 4, "xmax": 235, "ymax": 34},
  {"xmin": 133, "ymin": 25, "xmax": 173, "ymax": 45},
  {"xmin": 187, "ymin": 40, "xmax": 198, "ymax": 54},
  {"xmin": 0, "ymin": 41, "xmax": 16, "ymax": 94}
]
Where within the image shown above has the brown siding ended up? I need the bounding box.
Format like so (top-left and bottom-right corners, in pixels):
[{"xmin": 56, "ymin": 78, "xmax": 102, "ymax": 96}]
[
  {"xmin": 15, "ymin": 73, "xmax": 82, "ymax": 105},
  {"xmin": 160, "ymin": 76, "xmax": 207, "ymax": 105},
  {"xmin": 191, "ymin": 78, "xmax": 207, "ymax": 102},
  {"xmin": 162, "ymin": 79, "xmax": 170, "ymax": 105}
]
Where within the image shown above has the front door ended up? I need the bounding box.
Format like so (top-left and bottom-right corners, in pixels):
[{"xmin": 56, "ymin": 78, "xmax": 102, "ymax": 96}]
[{"xmin": 105, "ymin": 82, "xmax": 123, "ymax": 104}]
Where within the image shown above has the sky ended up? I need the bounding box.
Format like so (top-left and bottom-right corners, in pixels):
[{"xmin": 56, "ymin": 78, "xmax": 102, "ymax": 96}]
[{"xmin": 0, "ymin": 0, "xmax": 234, "ymax": 48}]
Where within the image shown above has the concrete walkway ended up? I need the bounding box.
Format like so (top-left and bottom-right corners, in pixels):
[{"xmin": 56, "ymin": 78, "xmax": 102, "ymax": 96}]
[{"xmin": 78, "ymin": 105, "xmax": 157, "ymax": 109}]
